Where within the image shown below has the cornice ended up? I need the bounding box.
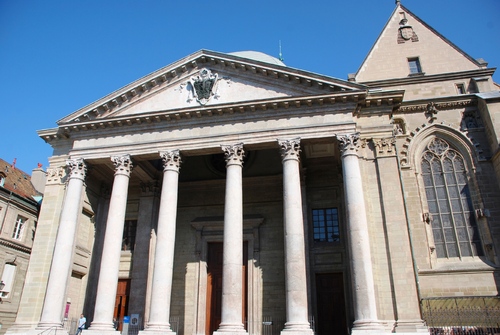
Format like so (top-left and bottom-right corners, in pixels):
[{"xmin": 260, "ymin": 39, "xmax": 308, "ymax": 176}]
[
  {"xmin": 357, "ymin": 68, "xmax": 496, "ymax": 88},
  {"xmin": 396, "ymin": 95, "xmax": 477, "ymax": 113},
  {"xmin": 58, "ymin": 50, "xmax": 367, "ymax": 126},
  {"xmin": 358, "ymin": 89, "xmax": 405, "ymax": 108},
  {"xmin": 0, "ymin": 237, "xmax": 32, "ymax": 254},
  {"xmin": 40, "ymin": 91, "xmax": 370, "ymax": 143}
]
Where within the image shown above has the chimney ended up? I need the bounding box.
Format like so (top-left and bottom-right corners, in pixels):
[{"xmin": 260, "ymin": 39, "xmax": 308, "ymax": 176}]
[{"xmin": 31, "ymin": 165, "xmax": 47, "ymax": 194}]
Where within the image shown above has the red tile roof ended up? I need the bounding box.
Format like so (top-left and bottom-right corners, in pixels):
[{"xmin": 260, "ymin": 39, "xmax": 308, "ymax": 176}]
[{"xmin": 0, "ymin": 158, "xmax": 40, "ymax": 200}]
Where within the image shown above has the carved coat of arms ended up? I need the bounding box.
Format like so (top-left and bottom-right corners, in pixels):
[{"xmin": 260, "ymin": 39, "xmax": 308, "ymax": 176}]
[
  {"xmin": 188, "ymin": 68, "xmax": 219, "ymax": 105},
  {"xmin": 397, "ymin": 18, "xmax": 419, "ymax": 43},
  {"xmin": 400, "ymin": 26, "xmax": 414, "ymax": 40}
]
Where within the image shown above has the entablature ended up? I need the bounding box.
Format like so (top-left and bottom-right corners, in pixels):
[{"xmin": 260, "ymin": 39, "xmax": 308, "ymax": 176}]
[{"xmin": 40, "ymin": 91, "xmax": 367, "ymax": 143}]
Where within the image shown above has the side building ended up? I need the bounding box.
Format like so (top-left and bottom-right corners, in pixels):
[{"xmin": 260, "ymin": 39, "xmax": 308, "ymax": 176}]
[
  {"xmin": 0, "ymin": 160, "xmax": 45, "ymax": 334},
  {"xmin": 6, "ymin": 3, "xmax": 500, "ymax": 335}
]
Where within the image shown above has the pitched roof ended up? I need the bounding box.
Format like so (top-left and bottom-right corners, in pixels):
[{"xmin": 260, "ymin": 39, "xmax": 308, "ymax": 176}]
[
  {"xmin": 0, "ymin": 158, "xmax": 40, "ymax": 200},
  {"xmin": 54, "ymin": 49, "xmax": 366, "ymax": 126},
  {"xmin": 355, "ymin": 3, "xmax": 484, "ymax": 83}
]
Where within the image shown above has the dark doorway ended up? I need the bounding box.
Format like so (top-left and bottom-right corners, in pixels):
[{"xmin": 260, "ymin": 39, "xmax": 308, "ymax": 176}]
[
  {"xmin": 315, "ymin": 273, "xmax": 348, "ymax": 335},
  {"xmin": 206, "ymin": 242, "xmax": 248, "ymax": 335},
  {"xmin": 114, "ymin": 279, "xmax": 130, "ymax": 331}
]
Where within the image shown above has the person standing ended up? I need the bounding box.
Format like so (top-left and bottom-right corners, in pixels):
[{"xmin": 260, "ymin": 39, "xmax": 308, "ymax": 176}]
[{"xmin": 75, "ymin": 314, "xmax": 86, "ymax": 335}]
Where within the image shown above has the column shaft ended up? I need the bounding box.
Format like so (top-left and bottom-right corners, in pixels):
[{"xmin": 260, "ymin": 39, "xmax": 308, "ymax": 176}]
[
  {"xmin": 278, "ymin": 139, "xmax": 313, "ymax": 335},
  {"xmin": 214, "ymin": 144, "xmax": 246, "ymax": 335},
  {"xmin": 143, "ymin": 151, "xmax": 181, "ymax": 334},
  {"xmin": 339, "ymin": 134, "xmax": 383, "ymax": 331},
  {"xmin": 89, "ymin": 155, "xmax": 132, "ymax": 333},
  {"xmin": 38, "ymin": 159, "xmax": 86, "ymax": 329}
]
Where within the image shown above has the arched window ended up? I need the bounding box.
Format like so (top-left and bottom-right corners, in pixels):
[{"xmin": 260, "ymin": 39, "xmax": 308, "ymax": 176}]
[{"xmin": 421, "ymin": 137, "xmax": 483, "ymax": 258}]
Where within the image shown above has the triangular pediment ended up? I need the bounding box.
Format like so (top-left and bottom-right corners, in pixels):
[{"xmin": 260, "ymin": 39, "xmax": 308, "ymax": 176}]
[
  {"xmin": 355, "ymin": 4, "xmax": 484, "ymax": 83},
  {"xmin": 58, "ymin": 50, "xmax": 366, "ymax": 125}
]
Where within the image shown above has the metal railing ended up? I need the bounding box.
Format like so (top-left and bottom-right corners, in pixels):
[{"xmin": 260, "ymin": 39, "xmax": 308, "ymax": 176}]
[{"xmin": 421, "ymin": 296, "xmax": 500, "ymax": 335}]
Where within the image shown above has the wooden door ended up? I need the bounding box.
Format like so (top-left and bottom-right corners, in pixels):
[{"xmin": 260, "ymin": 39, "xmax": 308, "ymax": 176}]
[
  {"xmin": 114, "ymin": 279, "xmax": 130, "ymax": 331},
  {"xmin": 206, "ymin": 242, "xmax": 248, "ymax": 335},
  {"xmin": 315, "ymin": 273, "xmax": 348, "ymax": 335},
  {"xmin": 206, "ymin": 243, "xmax": 224, "ymax": 335}
]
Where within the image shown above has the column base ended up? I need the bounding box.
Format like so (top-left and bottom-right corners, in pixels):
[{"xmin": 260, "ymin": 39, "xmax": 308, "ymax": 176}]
[
  {"xmin": 140, "ymin": 331, "xmax": 176, "ymax": 335},
  {"xmin": 280, "ymin": 322, "xmax": 314, "ymax": 335},
  {"xmin": 351, "ymin": 319, "xmax": 388, "ymax": 335},
  {"xmin": 213, "ymin": 323, "xmax": 247, "ymax": 335},
  {"xmin": 394, "ymin": 319, "xmax": 429, "ymax": 334},
  {"xmin": 84, "ymin": 330, "xmax": 120, "ymax": 335}
]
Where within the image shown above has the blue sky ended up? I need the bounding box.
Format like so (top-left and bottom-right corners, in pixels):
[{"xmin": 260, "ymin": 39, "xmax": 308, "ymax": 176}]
[{"xmin": 1, "ymin": 0, "xmax": 499, "ymax": 174}]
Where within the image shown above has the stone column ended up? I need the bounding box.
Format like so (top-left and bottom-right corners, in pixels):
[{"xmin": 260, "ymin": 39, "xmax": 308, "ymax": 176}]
[
  {"xmin": 141, "ymin": 150, "xmax": 181, "ymax": 335},
  {"xmin": 37, "ymin": 158, "xmax": 87, "ymax": 329},
  {"xmin": 338, "ymin": 133, "xmax": 383, "ymax": 331},
  {"xmin": 214, "ymin": 143, "xmax": 247, "ymax": 335},
  {"xmin": 88, "ymin": 155, "xmax": 133, "ymax": 334},
  {"xmin": 278, "ymin": 138, "xmax": 313, "ymax": 335},
  {"xmin": 129, "ymin": 181, "xmax": 160, "ymax": 328},
  {"xmin": 372, "ymin": 138, "xmax": 428, "ymax": 333}
]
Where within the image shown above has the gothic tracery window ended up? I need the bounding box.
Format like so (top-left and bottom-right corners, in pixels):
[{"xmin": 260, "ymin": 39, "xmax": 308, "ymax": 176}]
[{"xmin": 421, "ymin": 138, "xmax": 483, "ymax": 258}]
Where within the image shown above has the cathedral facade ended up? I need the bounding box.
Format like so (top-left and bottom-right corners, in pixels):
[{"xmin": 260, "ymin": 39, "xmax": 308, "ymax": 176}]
[{"xmin": 6, "ymin": 3, "xmax": 500, "ymax": 335}]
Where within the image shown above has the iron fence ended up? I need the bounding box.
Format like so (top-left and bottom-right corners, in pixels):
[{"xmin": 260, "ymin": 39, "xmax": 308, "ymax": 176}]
[{"xmin": 421, "ymin": 296, "xmax": 500, "ymax": 335}]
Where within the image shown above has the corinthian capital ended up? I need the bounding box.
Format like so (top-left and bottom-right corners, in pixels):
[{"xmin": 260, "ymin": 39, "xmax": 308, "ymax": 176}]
[
  {"xmin": 111, "ymin": 155, "xmax": 133, "ymax": 176},
  {"xmin": 221, "ymin": 143, "xmax": 245, "ymax": 167},
  {"xmin": 46, "ymin": 166, "xmax": 66, "ymax": 185},
  {"xmin": 160, "ymin": 150, "xmax": 182, "ymax": 172},
  {"xmin": 338, "ymin": 133, "xmax": 360, "ymax": 156},
  {"xmin": 278, "ymin": 138, "xmax": 301, "ymax": 162},
  {"xmin": 373, "ymin": 137, "xmax": 396, "ymax": 157},
  {"xmin": 66, "ymin": 158, "xmax": 87, "ymax": 181}
]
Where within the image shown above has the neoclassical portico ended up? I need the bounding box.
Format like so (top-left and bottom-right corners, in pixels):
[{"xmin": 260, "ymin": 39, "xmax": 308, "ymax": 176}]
[
  {"xmin": 10, "ymin": 49, "xmax": 437, "ymax": 335},
  {"xmin": 31, "ymin": 134, "xmax": 394, "ymax": 335}
]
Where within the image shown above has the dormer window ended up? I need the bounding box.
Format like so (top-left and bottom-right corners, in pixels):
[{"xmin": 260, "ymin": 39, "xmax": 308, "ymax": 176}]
[{"xmin": 408, "ymin": 57, "xmax": 422, "ymax": 75}]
